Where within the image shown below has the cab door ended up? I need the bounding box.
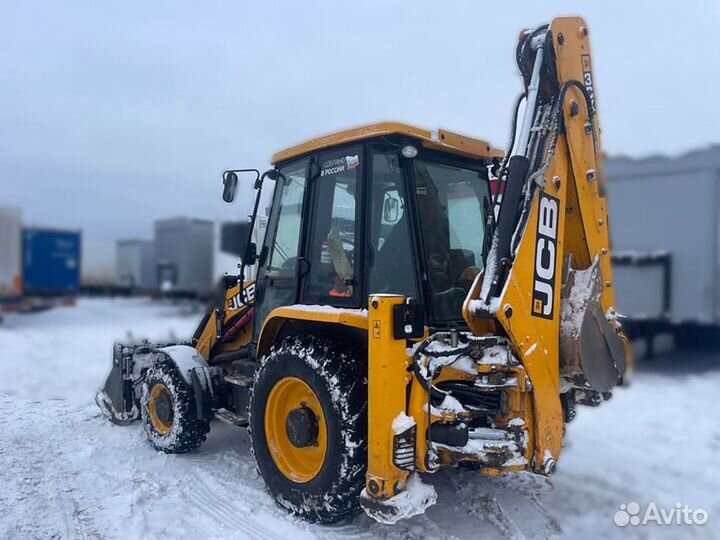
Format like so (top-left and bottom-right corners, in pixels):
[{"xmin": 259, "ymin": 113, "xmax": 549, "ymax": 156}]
[
  {"xmin": 300, "ymin": 146, "xmax": 363, "ymax": 307},
  {"xmin": 255, "ymin": 157, "xmax": 309, "ymax": 326}
]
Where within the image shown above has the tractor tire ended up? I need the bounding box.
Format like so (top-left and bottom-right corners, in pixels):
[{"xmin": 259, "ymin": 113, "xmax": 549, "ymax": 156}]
[
  {"xmin": 140, "ymin": 358, "xmax": 210, "ymax": 454},
  {"xmin": 249, "ymin": 335, "xmax": 367, "ymax": 524}
]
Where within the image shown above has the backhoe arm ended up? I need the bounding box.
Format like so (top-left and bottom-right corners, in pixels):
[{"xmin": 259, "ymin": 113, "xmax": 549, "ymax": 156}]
[{"xmin": 463, "ymin": 17, "xmax": 630, "ymax": 472}]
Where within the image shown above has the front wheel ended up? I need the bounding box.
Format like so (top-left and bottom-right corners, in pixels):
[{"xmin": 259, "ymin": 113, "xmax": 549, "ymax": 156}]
[
  {"xmin": 140, "ymin": 358, "xmax": 210, "ymax": 453},
  {"xmin": 249, "ymin": 336, "xmax": 367, "ymax": 523}
]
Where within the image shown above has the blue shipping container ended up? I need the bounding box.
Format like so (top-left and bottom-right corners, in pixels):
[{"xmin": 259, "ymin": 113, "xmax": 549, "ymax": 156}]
[{"xmin": 22, "ymin": 228, "xmax": 81, "ymax": 294}]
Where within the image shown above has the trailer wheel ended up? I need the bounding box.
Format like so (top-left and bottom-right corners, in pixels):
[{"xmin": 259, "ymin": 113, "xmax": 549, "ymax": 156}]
[
  {"xmin": 141, "ymin": 359, "xmax": 210, "ymax": 453},
  {"xmin": 249, "ymin": 335, "xmax": 367, "ymax": 523}
]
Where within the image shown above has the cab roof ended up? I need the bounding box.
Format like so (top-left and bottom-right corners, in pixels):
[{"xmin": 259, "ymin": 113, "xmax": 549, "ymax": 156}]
[{"xmin": 270, "ymin": 122, "xmax": 504, "ymax": 165}]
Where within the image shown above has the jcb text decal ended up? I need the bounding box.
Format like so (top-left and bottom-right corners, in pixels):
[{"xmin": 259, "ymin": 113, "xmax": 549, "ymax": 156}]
[
  {"xmin": 227, "ymin": 282, "xmax": 256, "ymax": 311},
  {"xmin": 532, "ymin": 193, "xmax": 559, "ymax": 319}
]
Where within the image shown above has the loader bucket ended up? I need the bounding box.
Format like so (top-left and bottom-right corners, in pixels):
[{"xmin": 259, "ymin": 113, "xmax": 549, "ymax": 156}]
[
  {"xmin": 95, "ymin": 343, "xmax": 140, "ymax": 425},
  {"xmin": 560, "ymin": 261, "xmax": 626, "ymax": 393}
]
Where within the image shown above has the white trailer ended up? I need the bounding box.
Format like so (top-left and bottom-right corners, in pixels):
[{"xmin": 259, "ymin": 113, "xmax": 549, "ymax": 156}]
[
  {"xmin": 154, "ymin": 217, "xmax": 214, "ymax": 298},
  {"xmin": 0, "ymin": 206, "xmax": 22, "ymax": 300},
  {"xmin": 606, "ymin": 145, "xmax": 720, "ymax": 351},
  {"xmin": 116, "ymin": 239, "xmax": 156, "ymax": 291}
]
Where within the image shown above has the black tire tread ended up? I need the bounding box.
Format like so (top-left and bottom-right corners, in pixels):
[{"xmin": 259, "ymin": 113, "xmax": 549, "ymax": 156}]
[
  {"xmin": 141, "ymin": 357, "xmax": 210, "ymax": 454},
  {"xmin": 249, "ymin": 335, "xmax": 367, "ymax": 524}
]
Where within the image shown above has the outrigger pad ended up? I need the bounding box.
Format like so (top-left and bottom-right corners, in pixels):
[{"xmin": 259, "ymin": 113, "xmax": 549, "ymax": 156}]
[
  {"xmin": 360, "ymin": 475, "xmax": 437, "ymax": 525},
  {"xmin": 560, "ymin": 260, "xmax": 627, "ymax": 393}
]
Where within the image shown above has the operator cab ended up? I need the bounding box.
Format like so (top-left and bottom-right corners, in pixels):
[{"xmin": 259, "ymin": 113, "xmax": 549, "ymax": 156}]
[{"xmin": 255, "ymin": 123, "xmax": 504, "ymax": 327}]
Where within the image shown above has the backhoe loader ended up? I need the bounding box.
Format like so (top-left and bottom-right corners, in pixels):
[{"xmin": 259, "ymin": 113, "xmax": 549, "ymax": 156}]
[{"xmin": 97, "ymin": 17, "xmax": 631, "ymax": 524}]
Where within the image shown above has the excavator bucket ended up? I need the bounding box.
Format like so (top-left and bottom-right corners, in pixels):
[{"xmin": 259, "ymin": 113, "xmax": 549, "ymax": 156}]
[{"xmin": 560, "ymin": 259, "xmax": 627, "ymax": 393}]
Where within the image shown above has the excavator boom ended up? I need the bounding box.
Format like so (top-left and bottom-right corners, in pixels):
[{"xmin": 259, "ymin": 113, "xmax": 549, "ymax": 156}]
[{"xmin": 463, "ymin": 17, "xmax": 630, "ymax": 469}]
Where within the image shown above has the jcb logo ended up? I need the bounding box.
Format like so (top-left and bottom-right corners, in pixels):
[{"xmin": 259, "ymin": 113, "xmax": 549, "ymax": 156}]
[
  {"xmin": 227, "ymin": 282, "xmax": 256, "ymax": 311},
  {"xmin": 532, "ymin": 193, "xmax": 559, "ymax": 319}
]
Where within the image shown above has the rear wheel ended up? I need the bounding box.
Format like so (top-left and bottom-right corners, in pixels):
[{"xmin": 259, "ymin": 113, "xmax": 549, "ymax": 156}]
[
  {"xmin": 249, "ymin": 335, "xmax": 367, "ymax": 523},
  {"xmin": 141, "ymin": 358, "xmax": 210, "ymax": 453}
]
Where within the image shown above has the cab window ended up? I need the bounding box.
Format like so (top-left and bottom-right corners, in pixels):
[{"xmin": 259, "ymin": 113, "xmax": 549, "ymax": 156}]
[
  {"xmin": 413, "ymin": 159, "xmax": 491, "ymax": 321},
  {"xmin": 266, "ymin": 162, "xmax": 307, "ymax": 278},
  {"xmin": 256, "ymin": 159, "xmax": 308, "ymax": 326},
  {"xmin": 303, "ymin": 148, "xmax": 361, "ymax": 305},
  {"xmin": 368, "ymin": 150, "xmax": 417, "ymax": 298}
]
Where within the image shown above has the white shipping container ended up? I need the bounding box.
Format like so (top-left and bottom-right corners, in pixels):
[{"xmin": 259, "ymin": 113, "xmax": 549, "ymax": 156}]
[
  {"xmin": 155, "ymin": 217, "xmax": 214, "ymax": 296},
  {"xmin": 116, "ymin": 239, "xmax": 156, "ymax": 290},
  {"xmin": 0, "ymin": 206, "xmax": 22, "ymax": 298}
]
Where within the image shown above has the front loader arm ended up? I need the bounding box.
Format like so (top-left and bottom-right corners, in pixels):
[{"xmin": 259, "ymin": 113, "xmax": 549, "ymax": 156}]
[
  {"xmin": 463, "ymin": 17, "xmax": 630, "ymax": 472},
  {"xmin": 193, "ymin": 280, "xmax": 256, "ymax": 360},
  {"xmin": 96, "ymin": 279, "xmax": 256, "ymax": 425}
]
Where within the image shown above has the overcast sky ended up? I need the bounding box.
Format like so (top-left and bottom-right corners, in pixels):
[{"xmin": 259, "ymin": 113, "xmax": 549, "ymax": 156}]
[{"xmin": 2, "ymin": 0, "xmax": 719, "ymax": 274}]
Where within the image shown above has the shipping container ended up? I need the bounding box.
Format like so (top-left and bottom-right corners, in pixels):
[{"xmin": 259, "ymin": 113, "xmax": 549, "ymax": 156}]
[
  {"xmin": 0, "ymin": 207, "xmax": 22, "ymax": 299},
  {"xmin": 81, "ymin": 239, "xmax": 116, "ymax": 290},
  {"xmin": 116, "ymin": 239, "xmax": 156, "ymax": 290},
  {"xmin": 154, "ymin": 217, "xmax": 213, "ymax": 297},
  {"xmin": 606, "ymin": 145, "xmax": 720, "ymax": 348},
  {"xmin": 22, "ymin": 228, "xmax": 81, "ymax": 295}
]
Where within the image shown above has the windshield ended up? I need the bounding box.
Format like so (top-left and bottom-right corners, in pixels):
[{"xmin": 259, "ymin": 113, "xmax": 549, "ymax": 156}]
[{"xmin": 413, "ymin": 159, "xmax": 492, "ymax": 322}]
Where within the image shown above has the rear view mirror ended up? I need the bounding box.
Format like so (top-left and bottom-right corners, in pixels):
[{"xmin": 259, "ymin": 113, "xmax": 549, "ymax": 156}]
[
  {"xmin": 383, "ymin": 196, "xmax": 400, "ymax": 223},
  {"xmin": 243, "ymin": 242, "xmax": 258, "ymax": 265},
  {"xmin": 222, "ymin": 171, "xmax": 238, "ymax": 203}
]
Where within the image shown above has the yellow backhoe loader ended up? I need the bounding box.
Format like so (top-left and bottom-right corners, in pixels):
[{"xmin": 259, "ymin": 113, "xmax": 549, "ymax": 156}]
[{"xmin": 97, "ymin": 17, "xmax": 631, "ymax": 524}]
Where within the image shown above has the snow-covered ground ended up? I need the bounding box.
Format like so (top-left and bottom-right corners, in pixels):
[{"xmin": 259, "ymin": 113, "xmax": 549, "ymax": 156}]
[{"xmin": 1, "ymin": 298, "xmax": 718, "ymax": 539}]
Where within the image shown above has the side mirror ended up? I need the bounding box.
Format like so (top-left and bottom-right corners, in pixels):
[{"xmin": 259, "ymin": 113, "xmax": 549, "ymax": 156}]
[
  {"xmin": 222, "ymin": 171, "xmax": 238, "ymax": 203},
  {"xmin": 383, "ymin": 196, "xmax": 400, "ymax": 223},
  {"xmin": 243, "ymin": 242, "xmax": 257, "ymax": 265}
]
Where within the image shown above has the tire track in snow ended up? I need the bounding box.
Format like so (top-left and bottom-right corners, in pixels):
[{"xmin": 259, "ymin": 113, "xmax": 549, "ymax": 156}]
[
  {"xmin": 57, "ymin": 490, "xmax": 102, "ymax": 540},
  {"xmin": 184, "ymin": 433, "xmax": 377, "ymax": 540},
  {"xmin": 314, "ymin": 522, "xmax": 377, "ymax": 540},
  {"xmin": 527, "ymin": 494, "xmax": 561, "ymax": 536},
  {"xmin": 475, "ymin": 494, "xmax": 526, "ymax": 540},
  {"xmin": 57, "ymin": 490, "xmax": 78, "ymax": 540},
  {"xmin": 447, "ymin": 471, "xmax": 558, "ymax": 540},
  {"xmin": 496, "ymin": 473, "xmax": 561, "ymax": 537},
  {"xmin": 447, "ymin": 473, "xmax": 520, "ymax": 540},
  {"xmin": 183, "ymin": 470, "xmax": 287, "ymax": 540},
  {"xmin": 184, "ymin": 465, "xmax": 377, "ymax": 540}
]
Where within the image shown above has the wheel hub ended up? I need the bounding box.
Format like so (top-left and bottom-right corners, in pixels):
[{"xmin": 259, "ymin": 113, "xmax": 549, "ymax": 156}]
[
  {"xmin": 286, "ymin": 406, "xmax": 319, "ymax": 448},
  {"xmin": 155, "ymin": 392, "xmax": 174, "ymax": 424},
  {"xmin": 148, "ymin": 383, "xmax": 174, "ymax": 435},
  {"xmin": 264, "ymin": 376, "xmax": 328, "ymax": 483}
]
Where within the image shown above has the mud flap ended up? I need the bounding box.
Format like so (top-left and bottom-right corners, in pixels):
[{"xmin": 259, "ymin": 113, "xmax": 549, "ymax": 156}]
[
  {"xmin": 95, "ymin": 343, "xmax": 140, "ymax": 425},
  {"xmin": 191, "ymin": 366, "xmax": 214, "ymax": 421},
  {"xmin": 560, "ymin": 260, "xmax": 626, "ymax": 393}
]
